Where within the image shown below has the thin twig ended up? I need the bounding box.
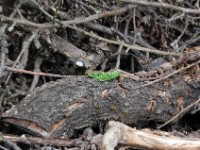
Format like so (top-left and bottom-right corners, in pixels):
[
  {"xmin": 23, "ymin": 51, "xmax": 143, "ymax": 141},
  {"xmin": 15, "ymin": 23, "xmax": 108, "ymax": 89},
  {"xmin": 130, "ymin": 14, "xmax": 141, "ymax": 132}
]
[
  {"xmin": 170, "ymin": 19, "xmax": 188, "ymax": 50},
  {"xmin": 0, "ymin": 135, "xmax": 22, "ymax": 150},
  {"xmin": 0, "ymin": 2, "xmax": 22, "ymax": 78},
  {"xmin": 132, "ymin": 7, "xmax": 137, "ymax": 46},
  {"xmin": 157, "ymin": 97, "xmax": 200, "ymax": 129},
  {"xmin": 30, "ymin": 57, "xmax": 43, "ymax": 92},
  {"xmin": 0, "ymin": 51, "xmax": 6, "ymax": 78},
  {"xmin": 5, "ymin": 67, "xmax": 68, "ymax": 78},
  {"xmin": 65, "ymin": 25, "xmax": 181, "ymax": 56},
  {"xmin": 0, "ymin": 145, "xmax": 9, "ymax": 150},
  {"xmin": 5, "ymin": 30, "xmax": 39, "ymax": 84},
  {"xmin": 131, "ymin": 60, "xmax": 200, "ymax": 90},
  {"xmin": 119, "ymin": 0, "xmax": 200, "ymax": 14},
  {"xmin": 0, "ymin": 135, "xmax": 76, "ymax": 147},
  {"xmin": 0, "ymin": 4, "xmax": 181, "ymax": 57},
  {"xmin": 61, "ymin": 4, "xmax": 136, "ymax": 27},
  {"xmin": 115, "ymin": 43, "xmax": 124, "ymax": 69},
  {"xmin": 0, "ymin": 4, "xmax": 135, "ymax": 29},
  {"xmin": 30, "ymin": 0, "xmax": 54, "ymax": 20}
]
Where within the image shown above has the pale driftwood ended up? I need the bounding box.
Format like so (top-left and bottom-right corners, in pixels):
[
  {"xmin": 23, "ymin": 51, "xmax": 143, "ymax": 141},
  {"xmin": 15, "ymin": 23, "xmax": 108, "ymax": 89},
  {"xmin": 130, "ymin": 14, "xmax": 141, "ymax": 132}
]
[{"xmin": 102, "ymin": 121, "xmax": 200, "ymax": 150}]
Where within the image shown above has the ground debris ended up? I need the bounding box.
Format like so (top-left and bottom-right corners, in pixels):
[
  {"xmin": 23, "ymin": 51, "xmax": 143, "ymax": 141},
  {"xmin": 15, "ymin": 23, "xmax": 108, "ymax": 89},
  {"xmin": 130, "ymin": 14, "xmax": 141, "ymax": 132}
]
[{"xmin": 0, "ymin": 0, "xmax": 200, "ymax": 149}]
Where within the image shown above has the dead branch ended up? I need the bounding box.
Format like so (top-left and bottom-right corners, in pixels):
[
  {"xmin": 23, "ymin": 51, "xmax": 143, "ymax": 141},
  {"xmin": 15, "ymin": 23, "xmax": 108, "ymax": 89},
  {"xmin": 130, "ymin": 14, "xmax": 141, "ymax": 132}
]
[
  {"xmin": 120, "ymin": 0, "xmax": 200, "ymax": 14},
  {"xmin": 5, "ymin": 67, "xmax": 68, "ymax": 78},
  {"xmin": 2, "ymin": 65, "xmax": 199, "ymax": 137},
  {"xmin": 65, "ymin": 25, "xmax": 181, "ymax": 56},
  {"xmin": 158, "ymin": 97, "xmax": 200, "ymax": 129},
  {"xmin": 102, "ymin": 121, "xmax": 200, "ymax": 150},
  {"xmin": 0, "ymin": 135, "xmax": 76, "ymax": 147}
]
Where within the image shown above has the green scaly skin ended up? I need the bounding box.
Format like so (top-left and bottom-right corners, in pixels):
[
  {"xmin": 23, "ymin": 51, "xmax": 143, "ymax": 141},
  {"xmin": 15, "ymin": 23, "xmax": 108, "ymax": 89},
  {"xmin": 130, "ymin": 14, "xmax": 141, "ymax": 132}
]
[{"xmin": 87, "ymin": 70, "xmax": 121, "ymax": 81}]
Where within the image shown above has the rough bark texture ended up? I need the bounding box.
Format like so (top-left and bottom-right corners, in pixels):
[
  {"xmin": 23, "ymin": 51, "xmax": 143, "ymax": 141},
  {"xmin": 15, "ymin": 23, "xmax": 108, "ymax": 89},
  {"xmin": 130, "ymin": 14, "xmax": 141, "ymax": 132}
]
[{"xmin": 2, "ymin": 75, "xmax": 199, "ymax": 137}]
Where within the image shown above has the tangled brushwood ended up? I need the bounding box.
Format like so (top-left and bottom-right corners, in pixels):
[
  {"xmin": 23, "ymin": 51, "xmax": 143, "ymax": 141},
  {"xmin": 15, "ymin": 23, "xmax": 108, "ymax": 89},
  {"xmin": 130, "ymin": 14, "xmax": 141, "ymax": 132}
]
[{"xmin": 0, "ymin": 0, "xmax": 200, "ymax": 149}]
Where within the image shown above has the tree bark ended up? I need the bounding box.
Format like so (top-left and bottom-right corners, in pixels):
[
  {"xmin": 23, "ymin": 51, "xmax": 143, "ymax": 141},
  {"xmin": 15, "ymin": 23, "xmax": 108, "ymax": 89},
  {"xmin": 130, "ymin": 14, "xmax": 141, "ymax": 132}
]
[{"xmin": 2, "ymin": 74, "xmax": 199, "ymax": 137}]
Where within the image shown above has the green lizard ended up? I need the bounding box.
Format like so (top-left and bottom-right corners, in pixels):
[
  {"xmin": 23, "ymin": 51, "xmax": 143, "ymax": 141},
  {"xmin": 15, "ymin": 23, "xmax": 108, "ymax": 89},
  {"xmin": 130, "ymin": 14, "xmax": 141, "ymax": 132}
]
[{"xmin": 87, "ymin": 70, "xmax": 121, "ymax": 81}]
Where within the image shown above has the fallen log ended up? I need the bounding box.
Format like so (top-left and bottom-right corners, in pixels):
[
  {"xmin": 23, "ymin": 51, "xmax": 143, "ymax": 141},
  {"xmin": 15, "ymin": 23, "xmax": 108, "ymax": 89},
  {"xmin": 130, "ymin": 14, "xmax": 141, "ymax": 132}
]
[{"xmin": 1, "ymin": 69, "xmax": 199, "ymax": 137}]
